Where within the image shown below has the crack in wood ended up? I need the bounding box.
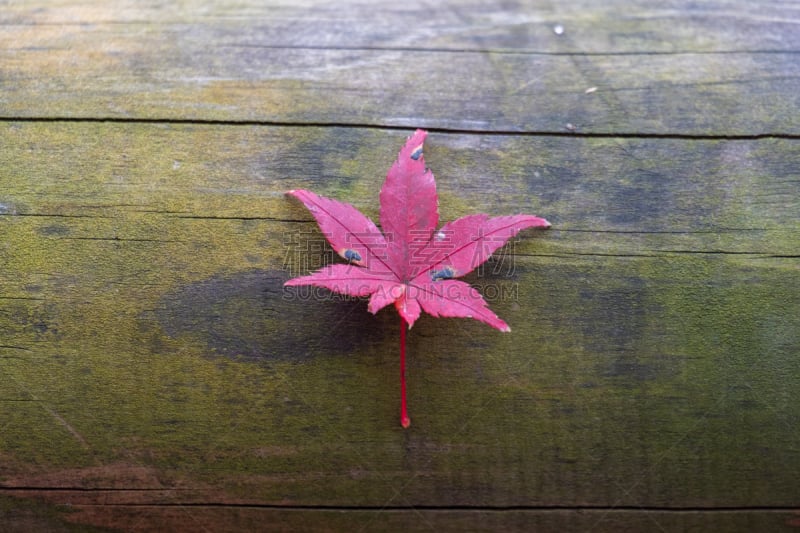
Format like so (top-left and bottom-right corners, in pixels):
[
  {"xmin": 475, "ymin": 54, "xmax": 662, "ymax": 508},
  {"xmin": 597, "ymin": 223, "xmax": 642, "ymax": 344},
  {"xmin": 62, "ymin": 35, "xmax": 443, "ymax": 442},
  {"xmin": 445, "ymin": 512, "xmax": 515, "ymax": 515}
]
[
  {"xmin": 60, "ymin": 237, "xmax": 183, "ymax": 243},
  {"xmin": 558, "ymin": 228, "xmax": 772, "ymax": 234},
  {"xmin": 0, "ymin": 344, "xmax": 31, "ymax": 350},
  {"xmin": 0, "ymin": 494, "xmax": 792, "ymax": 514},
  {"xmin": 0, "ymin": 212, "xmax": 109, "ymax": 219},
  {"xmin": 173, "ymin": 214, "xmax": 308, "ymax": 222},
  {"xmin": 2, "ymin": 117, "xmax": 799, "ymax": 140}
]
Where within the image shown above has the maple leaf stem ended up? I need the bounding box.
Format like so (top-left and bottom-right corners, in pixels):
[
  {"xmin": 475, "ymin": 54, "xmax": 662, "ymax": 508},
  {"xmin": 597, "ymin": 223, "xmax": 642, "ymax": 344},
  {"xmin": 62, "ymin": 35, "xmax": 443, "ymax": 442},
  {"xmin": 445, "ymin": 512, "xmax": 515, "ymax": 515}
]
[{"xmin": 400, "ymin": 316, "xmax": 410, "ymax": 429}]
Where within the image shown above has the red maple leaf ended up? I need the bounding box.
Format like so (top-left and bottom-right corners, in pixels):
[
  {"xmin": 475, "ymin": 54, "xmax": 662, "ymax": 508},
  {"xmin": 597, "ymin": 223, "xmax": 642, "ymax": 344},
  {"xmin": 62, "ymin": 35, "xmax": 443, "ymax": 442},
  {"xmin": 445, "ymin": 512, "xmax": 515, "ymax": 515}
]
[{"xmin": 285, "ymin": 129, "xmax": 550, "ymax": 427}]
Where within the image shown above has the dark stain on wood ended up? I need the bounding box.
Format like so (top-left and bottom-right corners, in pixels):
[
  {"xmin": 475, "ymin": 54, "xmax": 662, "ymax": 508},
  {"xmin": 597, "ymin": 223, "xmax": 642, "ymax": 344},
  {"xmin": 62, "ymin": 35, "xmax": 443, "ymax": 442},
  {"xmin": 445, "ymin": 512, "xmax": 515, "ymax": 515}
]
[
  {"xmin": 37, "ymin": 223, "xmax": 71, "ymax": 236},
  {"xmin": 154, "ymin": 269, "xmax": 390, "ymax": 361}
]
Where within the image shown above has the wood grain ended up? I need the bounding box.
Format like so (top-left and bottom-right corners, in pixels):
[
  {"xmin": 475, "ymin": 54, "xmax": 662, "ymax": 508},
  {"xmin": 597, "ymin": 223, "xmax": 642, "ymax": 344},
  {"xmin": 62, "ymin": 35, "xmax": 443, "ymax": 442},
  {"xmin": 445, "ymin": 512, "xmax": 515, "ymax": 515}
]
[
  {"xmin": 2, "ymin": 2, "xmax": 799, "ymax": 134},
  {"xmin": 1, "ymin": 1, "xmax": 799, "ymax": 531}
]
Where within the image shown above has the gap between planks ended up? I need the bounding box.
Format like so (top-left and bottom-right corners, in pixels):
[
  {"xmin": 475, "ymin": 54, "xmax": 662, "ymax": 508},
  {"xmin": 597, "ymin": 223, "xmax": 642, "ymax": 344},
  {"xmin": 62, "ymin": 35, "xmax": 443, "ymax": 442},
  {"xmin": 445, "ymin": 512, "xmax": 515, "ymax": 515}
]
[
  {"xmin": 0, "ymin": 491, "xmax": 796, "ymax": 513},
  {"xmin": 2, "ymin": 116, "xmax": 799, "ymax": 141}
]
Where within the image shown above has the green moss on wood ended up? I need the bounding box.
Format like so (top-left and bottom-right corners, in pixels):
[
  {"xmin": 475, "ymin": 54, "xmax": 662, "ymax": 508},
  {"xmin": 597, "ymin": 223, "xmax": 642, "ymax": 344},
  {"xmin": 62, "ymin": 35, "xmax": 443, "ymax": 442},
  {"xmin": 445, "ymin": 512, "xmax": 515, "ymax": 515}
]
[{"xmin": 1, "ymin": 123, "xmax": 799, "ymax": 514}]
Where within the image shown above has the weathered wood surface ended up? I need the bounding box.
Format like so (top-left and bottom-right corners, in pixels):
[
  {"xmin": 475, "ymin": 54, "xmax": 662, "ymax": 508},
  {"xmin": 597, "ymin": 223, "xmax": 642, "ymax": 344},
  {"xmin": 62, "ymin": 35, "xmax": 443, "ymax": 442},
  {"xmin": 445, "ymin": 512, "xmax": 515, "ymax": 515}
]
[
  {"xmin": 2, "ymin": 1, "xmax": 800, "ymax": 134},
  {"xmin": 1, "ymin": 1, "xmax": 799, "ymax": 532}
]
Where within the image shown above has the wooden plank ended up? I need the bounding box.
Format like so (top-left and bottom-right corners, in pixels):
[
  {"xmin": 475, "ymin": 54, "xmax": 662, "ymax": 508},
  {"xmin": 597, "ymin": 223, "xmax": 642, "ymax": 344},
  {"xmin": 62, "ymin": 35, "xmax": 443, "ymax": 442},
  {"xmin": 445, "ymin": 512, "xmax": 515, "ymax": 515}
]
[
  {"xmin": 5, "ymin": 0, "xmax": 800, "ymax": 53},
  {"xmin": 2, "ymin": 2, "xmax": 799, "ymax": 134},
  {"xmin": 2, "ymin": 493, "xmax": 799, "ymax": 533},
  {"xmin": 3, "ymin": 0, "xmax": 800, "ymax": 530},
  {"xmin": 2, "ymin": 124, "xmax": 799, "ymax": 533},
  {"xmin": 1, "ymin": 494, "xmax": 798, "ymax": 533}
]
